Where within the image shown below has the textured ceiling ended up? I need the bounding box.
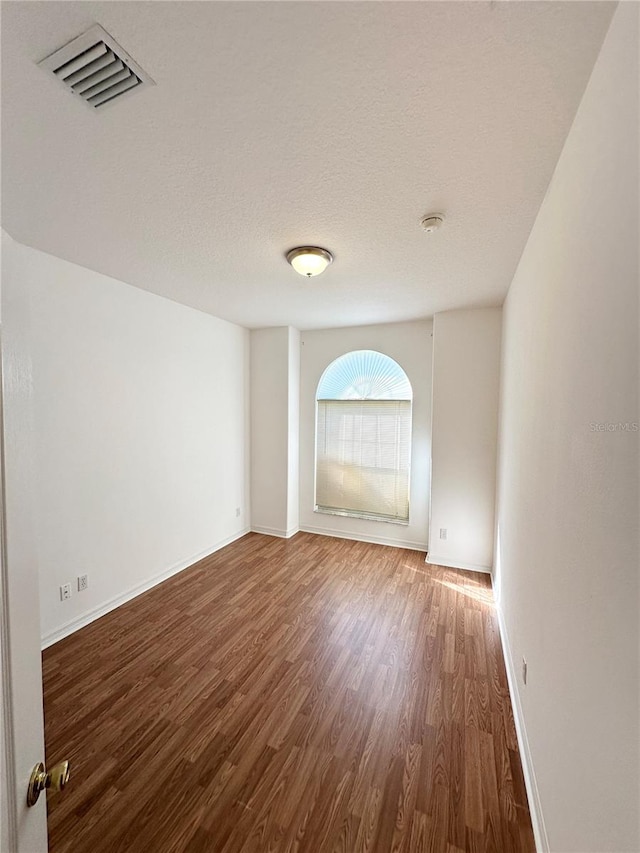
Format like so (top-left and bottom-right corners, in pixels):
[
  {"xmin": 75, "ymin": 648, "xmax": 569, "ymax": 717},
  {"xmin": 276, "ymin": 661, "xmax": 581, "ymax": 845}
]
[{"xmin": 1, "ymin": 1, "xmax": 613, "ymax": 330}]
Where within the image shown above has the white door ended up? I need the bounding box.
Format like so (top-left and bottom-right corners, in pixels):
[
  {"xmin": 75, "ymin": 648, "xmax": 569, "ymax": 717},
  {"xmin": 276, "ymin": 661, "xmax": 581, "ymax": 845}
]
[{"xmin": 0, "ymin": 251, "xmax": 49, "ymax": 852}]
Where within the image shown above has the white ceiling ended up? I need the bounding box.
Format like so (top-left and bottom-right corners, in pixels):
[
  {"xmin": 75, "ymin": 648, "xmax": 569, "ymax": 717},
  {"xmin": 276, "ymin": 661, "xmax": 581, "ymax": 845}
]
[{"xmin": 1, "ymin": 1, "xmax": 613, "ymax": 330}]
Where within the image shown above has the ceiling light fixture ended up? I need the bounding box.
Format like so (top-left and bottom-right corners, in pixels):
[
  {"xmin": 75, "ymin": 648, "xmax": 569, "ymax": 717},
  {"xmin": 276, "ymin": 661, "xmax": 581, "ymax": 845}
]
[
  {"xmin": 286, "ymin": 246, "xmax": 333, "ymax": 277},
  {"xmin": 420, "ymin": 214, "xmax": 445, "ymax": 233}
]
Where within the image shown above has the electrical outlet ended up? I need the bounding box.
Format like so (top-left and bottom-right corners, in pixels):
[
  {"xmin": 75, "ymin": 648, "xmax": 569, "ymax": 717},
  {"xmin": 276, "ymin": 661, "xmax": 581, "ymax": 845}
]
[
  {"xmin": 77, "ymin": 574, "xmax": 88, "ymax": 592},
  {"xmin": 235, "ymin": 507, "xmax": 241, "ymax": 518},
  {"xmin": 60, "ymin": 583, "xmax": 72, "ymax": 601},
  {"xmin": 522, "ymin": 657, "xmax": 528, "ymax": 685},
  {"xmin": 439, "ymin": 528, "xmax": 447, "ymax": 540}
]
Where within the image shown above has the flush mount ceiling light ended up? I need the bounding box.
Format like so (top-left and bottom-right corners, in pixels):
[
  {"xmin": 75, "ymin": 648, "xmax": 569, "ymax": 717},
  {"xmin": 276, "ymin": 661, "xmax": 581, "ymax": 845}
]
[
  {"xmin": 420, "ymin": 214, "xmax": 445, "ymax": 233},
  {"xmin": 286, "ymin": 246, "xmax": 333, "ymax": 277}
]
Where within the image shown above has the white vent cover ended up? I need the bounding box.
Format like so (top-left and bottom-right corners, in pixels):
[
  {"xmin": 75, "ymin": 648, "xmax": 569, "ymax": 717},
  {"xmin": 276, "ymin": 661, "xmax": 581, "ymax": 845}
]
[{"xmin": 38, "ymin": 24, "xmax": 154, "ymax": 110}]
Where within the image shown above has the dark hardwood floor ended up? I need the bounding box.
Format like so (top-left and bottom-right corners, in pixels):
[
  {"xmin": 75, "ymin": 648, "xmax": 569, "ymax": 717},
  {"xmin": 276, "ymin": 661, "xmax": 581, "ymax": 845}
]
[{"xmin": 42, "ymin": 532, "xmax": 535, "ymax": 853}]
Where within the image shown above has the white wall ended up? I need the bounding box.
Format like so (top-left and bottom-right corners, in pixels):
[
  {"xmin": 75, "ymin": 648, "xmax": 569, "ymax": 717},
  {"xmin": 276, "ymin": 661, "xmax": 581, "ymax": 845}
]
[
  {"xmin": 287, "ymin": 327, "xmax": 301, "ymax": 534},
  {"xmin": 250, "ymin": 326, "xmax": 300, "ymax": 538},
  {"xmin": 299, "ymin": 320, "xmax": 432, "ymax": 549},
  {"xmin": 494, "ymin": 5, "xmax": 639, "ymax": 852},
  {"xmin": 5, "ymin": 239, "xmax": 250, "ymax": 646},
  {"xmin": 429, "ymin": 308, "xmax": 501, "ymax": 572},
  {"xmin": 250, "ymin": 328, "xmax": 290, "ymax": 536}
]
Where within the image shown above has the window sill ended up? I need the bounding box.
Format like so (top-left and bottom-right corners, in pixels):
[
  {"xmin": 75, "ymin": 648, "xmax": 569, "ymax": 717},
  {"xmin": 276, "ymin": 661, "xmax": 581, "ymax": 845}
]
[{"xmin": 314, "ymin": 507, "xmax": 409, "ymax": 526}]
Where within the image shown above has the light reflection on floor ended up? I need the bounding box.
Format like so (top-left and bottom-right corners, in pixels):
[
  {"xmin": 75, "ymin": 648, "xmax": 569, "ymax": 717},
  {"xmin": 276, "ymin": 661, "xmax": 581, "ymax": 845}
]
[
  {"xmin": 401, "ymin": 562, "xmax": 495, "ymax": 605},
  {"xmin": 435, "ymin": 577, "xmax": 495, "ymax": 605}
]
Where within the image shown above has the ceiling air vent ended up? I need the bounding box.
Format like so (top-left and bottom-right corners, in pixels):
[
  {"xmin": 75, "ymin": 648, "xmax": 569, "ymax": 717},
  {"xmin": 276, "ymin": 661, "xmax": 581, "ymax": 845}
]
[{"xmin": 38, "ymin": 24, "xmax": 154, "ymax": 110}]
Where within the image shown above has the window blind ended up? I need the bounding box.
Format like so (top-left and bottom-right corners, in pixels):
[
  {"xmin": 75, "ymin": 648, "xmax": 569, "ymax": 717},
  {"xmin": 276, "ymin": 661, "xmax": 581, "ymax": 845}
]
[{"xmin": 316, "ymin": 399, "xmax": 411, "ymax": 522}]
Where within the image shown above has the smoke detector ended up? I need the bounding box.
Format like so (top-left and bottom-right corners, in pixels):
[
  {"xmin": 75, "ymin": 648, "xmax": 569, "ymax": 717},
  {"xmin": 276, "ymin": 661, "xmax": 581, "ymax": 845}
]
[
  {"xmin": 37, "ymin": 24, "xmax": 154, "ymax": 110},
  {"xmin": 420, "ymin": 214, "xmax": 445, "ymax": 233}
]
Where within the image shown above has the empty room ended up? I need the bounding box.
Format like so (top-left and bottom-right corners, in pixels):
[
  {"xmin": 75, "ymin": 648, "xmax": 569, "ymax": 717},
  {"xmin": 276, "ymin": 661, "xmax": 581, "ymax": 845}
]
[{"xmin": 1, "ymin": 2, "xmax": 638, "ymax": 852}]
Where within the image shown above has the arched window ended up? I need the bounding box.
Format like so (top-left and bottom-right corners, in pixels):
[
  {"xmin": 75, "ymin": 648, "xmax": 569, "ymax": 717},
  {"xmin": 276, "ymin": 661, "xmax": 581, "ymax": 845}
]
[{"xmin": 315, "ymin": 350, "xmax": 412, "ymax": 523}]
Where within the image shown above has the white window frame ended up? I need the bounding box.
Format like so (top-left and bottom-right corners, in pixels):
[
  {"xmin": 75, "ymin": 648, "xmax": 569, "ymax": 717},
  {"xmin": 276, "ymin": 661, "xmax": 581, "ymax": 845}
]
[{"xmin": 314, "ymin": 351, "xmax": 412, "ymax": 525}]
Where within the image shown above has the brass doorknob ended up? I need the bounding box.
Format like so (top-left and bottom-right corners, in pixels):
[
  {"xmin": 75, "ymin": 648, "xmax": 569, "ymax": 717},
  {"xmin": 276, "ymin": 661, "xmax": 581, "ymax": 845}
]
[{"xmin": 27, "ymin": 760, "xmax": 70, "ymax": 807}]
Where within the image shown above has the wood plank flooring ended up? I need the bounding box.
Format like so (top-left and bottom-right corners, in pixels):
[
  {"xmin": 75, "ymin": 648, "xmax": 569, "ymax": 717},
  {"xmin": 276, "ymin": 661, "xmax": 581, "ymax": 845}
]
[{"xmin": 42, "ymin": 532, "xmax": 535, "ymax": 853}]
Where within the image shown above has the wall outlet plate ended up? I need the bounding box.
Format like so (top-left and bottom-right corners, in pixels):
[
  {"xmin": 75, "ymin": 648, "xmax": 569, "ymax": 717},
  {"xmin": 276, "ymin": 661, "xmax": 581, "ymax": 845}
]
[
  {"xmin": 522, "ymin": 657, "xmax": 528, "ymax": 685},
  {"xmin": 77, "ymin": 574, "xmax": 88, "ymax": 592},
  {"xmin": 60, "ymin": 583, "xmax": 72, "ymax": 601},
  {"xmin": 439, "ymin": 528, "xmax": 447, "ymax": 540}
]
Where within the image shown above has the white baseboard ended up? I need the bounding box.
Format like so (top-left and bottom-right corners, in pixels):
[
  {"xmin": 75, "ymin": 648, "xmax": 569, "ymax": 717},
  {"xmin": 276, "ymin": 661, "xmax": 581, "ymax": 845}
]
[
  {"xmin": 426, "ymin": 553, "xmax": 492, "ymax": 574},
  {"xmin": 495, "ymin": 603, "xmax": 549, "ymax": 853},
  {"xmin": 41, "ymin": 527, "xmax": 251, "ymax": 649},
  {"xmin": 251, "ymin": 525, "xmax": 299, "ymax": 539},
  {"xmin": 299, "ymin": 524, "xmax": 427, "ymax": 552}
]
